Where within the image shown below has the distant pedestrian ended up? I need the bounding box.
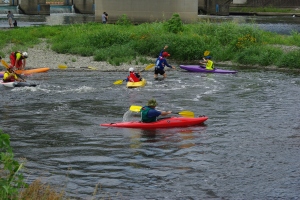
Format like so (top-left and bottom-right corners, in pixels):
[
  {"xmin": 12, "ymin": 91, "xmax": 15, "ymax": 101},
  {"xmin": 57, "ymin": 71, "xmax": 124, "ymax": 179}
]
[
  {"xmin": 102, "ymin": 12, "xmax": 108, "ymax": 24},
  {"xmin": 13, "ymin": 20, "xmax": 17, "ymax": 27},
  {"xmin": 7, "ymin": 11, "xmax": 14, "ymax": 28}
]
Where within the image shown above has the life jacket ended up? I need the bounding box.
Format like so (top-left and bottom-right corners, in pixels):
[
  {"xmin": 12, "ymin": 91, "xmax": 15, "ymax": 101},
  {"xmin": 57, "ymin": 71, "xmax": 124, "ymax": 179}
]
[
  {"xmin": 128, "ymin": 72, "xmax": 140, "ymax": 82},
  {"xmin": 206, "ymin": 60, "xmax": 214, "ymax": 70},
  {"xmin": 13, "ymin": 51, "xmax": 24, "ymax": 60},
  {"xmin": 3, "ymin": 71, "xmax": 16, "ymax": 82},
  {"xmin": 141, "ymin": 106, "xmax": 157, "ymax": 123}
]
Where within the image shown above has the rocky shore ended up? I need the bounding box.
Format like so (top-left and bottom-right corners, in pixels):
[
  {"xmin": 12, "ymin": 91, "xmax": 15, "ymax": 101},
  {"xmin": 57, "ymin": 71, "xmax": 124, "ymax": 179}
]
[
  {"xmin": 0, "ymin": 40, "xmax": 155, "ymax": 72},
  {"xmin": 1, "ymin": 40, "xmax": 299, "ymax": 72}
]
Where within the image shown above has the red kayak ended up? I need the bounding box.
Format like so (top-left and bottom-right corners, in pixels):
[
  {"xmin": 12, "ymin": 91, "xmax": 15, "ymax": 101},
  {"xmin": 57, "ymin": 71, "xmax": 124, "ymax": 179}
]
[{"xmin": 101, "ymin": 116, "xmax": 208, "ymax": 129}]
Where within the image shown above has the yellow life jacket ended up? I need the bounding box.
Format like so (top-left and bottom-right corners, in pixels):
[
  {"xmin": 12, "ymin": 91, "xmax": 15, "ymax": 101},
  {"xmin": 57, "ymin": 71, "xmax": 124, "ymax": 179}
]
[
  {"xmin": 3, "ymin": 71, "xmax": 17, "ymax": 82},
  {"xmin": 206, "ymin": 60, "xmax": 214, "ymax": 70}
]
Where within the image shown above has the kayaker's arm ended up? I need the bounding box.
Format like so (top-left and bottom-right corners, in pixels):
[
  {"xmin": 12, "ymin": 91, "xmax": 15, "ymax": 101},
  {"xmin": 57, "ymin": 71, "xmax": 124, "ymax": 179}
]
[{"xmin": 160, "ymin": 111, "xmax": 172, "ymax": 116}]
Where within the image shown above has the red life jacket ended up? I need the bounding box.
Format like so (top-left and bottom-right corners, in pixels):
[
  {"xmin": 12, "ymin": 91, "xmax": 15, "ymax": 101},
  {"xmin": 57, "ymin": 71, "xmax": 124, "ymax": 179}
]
[{"xmin": 128, "ymin": 72, "xmax": 140, "ymax": 82}]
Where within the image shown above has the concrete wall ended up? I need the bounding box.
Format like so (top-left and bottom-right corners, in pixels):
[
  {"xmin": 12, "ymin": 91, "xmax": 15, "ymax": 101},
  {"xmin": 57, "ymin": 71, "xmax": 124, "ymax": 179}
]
[
  {"xmin": 207, "ymin": 0, "xmax": 230, "ymax": 15},
  {"xmin": 19, "ymin": 0, "xmax": 50, "ymax": 15},
  {"xmin": 73, "ymin": 0, "xmax": 94, "ymax": 14},
  {"xmin": 233, "ymin": 0, "xmax": 247, "ymax": 4},
  {"xmin": 198, "ymin": 0, "xmax": 230, "ymax": 15},
  {"xmin": 239, "ymin": 0, "xmax": 300, "ymax": 7},
  {"xmin": 95, "ymin": 0, "xmax": 198, "ymax": 24}
]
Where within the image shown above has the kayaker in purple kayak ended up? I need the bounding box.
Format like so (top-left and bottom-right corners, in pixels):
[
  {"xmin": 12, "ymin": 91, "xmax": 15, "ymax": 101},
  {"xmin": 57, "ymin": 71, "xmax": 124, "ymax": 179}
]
[
  {"xmin": 154, "ymin": 46, "xmax": 176, "ymax": 79},
  {"xmin": 140, "ymin": 99, "xmax": 172, "ymax": 123},
  {"xmin": 199, "ymin": 56, "xmax": 214, "ymax": 70}
]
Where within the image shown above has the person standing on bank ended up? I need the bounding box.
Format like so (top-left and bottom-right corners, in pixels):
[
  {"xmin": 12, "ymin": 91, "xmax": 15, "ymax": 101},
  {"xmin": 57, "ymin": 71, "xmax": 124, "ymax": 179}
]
[
  {"xmin": 102, "ymin": 12, "xmax": 108, "ymax": 24},
  {"xmin": 140, "ymin": 99, "xmax": 172, "ymax": 123},
  {"xmin": 7, "ymin": 11, "xmax": 14, "ymax": 28},
  {"xmin": 154, "ymin": 47, "xmax": 175, "ymax": 79},
  {"xmin": 9, "ymin": 51, "xmax": 28, "ymax": 70}
]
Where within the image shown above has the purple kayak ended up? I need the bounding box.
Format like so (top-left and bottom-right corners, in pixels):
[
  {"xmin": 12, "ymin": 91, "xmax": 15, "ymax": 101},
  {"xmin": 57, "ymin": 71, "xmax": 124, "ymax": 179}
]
[{"xmin": 180, "ymin": 65, "xmax": 238, "ymax": 74}]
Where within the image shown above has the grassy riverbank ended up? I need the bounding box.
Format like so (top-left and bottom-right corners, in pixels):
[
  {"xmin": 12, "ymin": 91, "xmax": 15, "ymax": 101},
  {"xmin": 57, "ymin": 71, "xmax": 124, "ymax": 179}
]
[
  {"xmin": 0, "ymin": 14, "xmax": 299, "ymax": 69},
  {"xmin": 230, "ymin": 6, "xmax": 300, "ymax": 14}
]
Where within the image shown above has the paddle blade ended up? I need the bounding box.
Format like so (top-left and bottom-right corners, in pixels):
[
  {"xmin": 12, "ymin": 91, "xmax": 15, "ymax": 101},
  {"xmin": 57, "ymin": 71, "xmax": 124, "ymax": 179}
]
[
  {"xmin": 177, "ymin": 110, "xmax": 195, "ymax": 118},
  {"xmin": 58, "ymin": 64, "xmax": 67, "ymax": 69},
  {"xmin": 130, "ymin": 105, "xmax": 142, "ymax": 112},
  {"xmin": 113, "ymin": 80, "xmax": 124, "ymax": 85},
  {"xmin": 145, "ymin": 64, "xmax": 155, "ymax": 70},
  {"xmin": 204, "ymin": 51, "xmax": 210, "ymax": 56},
  {"xmin": 1, "ymin": 59, "xmax": 9, "ymax": 69},
  {"xmin": 88, "ymin": 66, "xmax": 98, "ymax": 70}
]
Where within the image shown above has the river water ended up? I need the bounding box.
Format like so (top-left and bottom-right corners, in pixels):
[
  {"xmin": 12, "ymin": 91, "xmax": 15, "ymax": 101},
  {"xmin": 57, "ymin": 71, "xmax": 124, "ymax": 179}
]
[
  {"xmin": 0, "ymin": 6, "xmax": 300, "ymax": 34},
  {"xmin": 0, "ymin": 67, "xmax": 299, "ymax": 199},
  {"xmin": 0, "ymin": 6, "xmax": 300, "ymax": 199}
]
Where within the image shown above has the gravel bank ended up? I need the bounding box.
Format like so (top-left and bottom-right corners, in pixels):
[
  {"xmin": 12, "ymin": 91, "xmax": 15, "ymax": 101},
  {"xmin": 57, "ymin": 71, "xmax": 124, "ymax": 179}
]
[
  {"xmin": 2, "ymin": 41, "xmax": 299, "ymax": 72},
  {"xmin": 1, "ymin": 40, "xmax": 156, "ymax": 72}
]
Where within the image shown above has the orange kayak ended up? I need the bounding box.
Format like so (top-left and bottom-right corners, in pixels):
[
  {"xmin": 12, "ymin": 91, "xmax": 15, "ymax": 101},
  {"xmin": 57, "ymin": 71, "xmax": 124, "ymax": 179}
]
[{"xmin": 14, "ymin": 67, "xmax": 50, "ymax": 75}]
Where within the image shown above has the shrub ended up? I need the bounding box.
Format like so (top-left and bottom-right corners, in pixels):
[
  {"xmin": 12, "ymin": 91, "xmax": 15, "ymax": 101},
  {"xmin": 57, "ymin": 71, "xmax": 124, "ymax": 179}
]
[
  {"xmin": 164, "ymin": 13, "xmax": 184, "ymax": 34},
  {"xmin": 277, "ymin": 50, "xmax": 300, "ymax": 68},
  {"xmin": 116, "ymin": 14, "xmax": 132, "ymax": 26},
  {"xmin": 0, "ymin": 132, "xmax": 27, "ymax": 199}
]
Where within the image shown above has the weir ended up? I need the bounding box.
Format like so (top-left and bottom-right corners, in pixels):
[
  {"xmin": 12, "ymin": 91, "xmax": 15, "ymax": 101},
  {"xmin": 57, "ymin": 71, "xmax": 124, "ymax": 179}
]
[
  {"xmin": 0, "ymin": 0, "xmax": 298, "ymax": 19},
  {"xmin": 0, "ymin": 5, "xmax": 74, "ymax": 14},
  {"xmin": 1, "ymin": 0, "xmax": 94, "ymax": 15}
]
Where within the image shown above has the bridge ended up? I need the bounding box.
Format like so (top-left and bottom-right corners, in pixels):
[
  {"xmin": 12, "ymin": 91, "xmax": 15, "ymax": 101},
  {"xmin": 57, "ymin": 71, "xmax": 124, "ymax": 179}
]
[{"xmin": 4, "ymin": 0, "xmax": 299, "ymax": 22}]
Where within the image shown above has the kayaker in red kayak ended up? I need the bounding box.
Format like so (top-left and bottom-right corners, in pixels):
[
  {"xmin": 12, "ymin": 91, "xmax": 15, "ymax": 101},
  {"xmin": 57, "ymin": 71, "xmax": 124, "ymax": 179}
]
[
  {"xmin": 2, "ymin": 65, "xmax": 23, "ymax": 82},
  {"xmin": 199, "ymin": 56, "xmax": 214, "ymax": 70},
  {"xmin": 154, "ymin": 46, "xmax": 175, "ymax": 79},
  {"xmin": 126, "ymin": 67, "xmax": 142, "ymax": 82},
  {"xmin": 9, "ymin": 51, "xmax": 28, "ymax": 70},
  {"xmin": 140, "ymin": 99, "xmax": 172, "ymax": 123}
]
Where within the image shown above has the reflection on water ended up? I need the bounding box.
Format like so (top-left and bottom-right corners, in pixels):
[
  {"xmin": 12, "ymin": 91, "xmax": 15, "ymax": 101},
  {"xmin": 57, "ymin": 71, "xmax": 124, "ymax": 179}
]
[
  {"xmin": 199, "ymin": 15, "xmax": 300, "ymax": 34},
  {"xmin": 0, "ymin": 69, "xmax": 299, "ymax": 199}
]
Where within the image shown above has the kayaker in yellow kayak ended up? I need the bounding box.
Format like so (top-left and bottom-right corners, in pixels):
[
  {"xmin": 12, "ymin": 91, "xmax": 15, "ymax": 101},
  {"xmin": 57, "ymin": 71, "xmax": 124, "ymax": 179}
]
[
  {"xmin": 200, "ymin": 56, "xmax": 214, "ymax": 70},
  {"xmin": 2, "ymin": 65, "xmax": 24, "ymax": 82},
  {"xmin": 126, "ymin": 67, "xmax": 142, "ymax": 82},
  {"xmin": 140, "ymin": 99, "xmax": 172, "ymax": 123}
]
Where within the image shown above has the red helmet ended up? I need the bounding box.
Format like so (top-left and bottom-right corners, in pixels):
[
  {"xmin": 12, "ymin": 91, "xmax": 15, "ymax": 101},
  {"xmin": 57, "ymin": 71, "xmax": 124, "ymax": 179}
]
[{"xmin": 162, "ymin": 52, "xmax": 170, "ymax": 57}]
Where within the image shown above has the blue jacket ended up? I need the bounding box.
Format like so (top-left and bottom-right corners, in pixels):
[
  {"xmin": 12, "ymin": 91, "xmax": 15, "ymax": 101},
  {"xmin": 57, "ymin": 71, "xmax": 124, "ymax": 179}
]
[{"xmin": 155, "ymin": 49, "xmax": 172, "ymax": 70}]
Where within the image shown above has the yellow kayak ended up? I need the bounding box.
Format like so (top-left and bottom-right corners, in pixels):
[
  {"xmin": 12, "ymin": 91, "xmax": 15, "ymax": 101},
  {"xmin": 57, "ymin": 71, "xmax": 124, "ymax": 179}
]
[{"xmin": 126, "ymin": 78, "xmax": 147, "ymax": 88}]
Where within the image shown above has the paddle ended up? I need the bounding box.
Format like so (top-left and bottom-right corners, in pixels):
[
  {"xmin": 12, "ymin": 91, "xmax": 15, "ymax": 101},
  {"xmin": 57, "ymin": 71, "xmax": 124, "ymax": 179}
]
[
  {"xmin": 113, "ymin": 63, "xmax": 155, "ymax": 85},
  {"xmin": 1, "ymin": 59, "xmax": 26, "ymax": 82},
  {"xmin": 113, "ymin": 79, "xmax": 125, "ymax": 85},
  {"xmin": 142, "ymin": 63, "xmax": 155, "ymax": 71},
  {"xmin": 58, "ymin": 64, "xmax": 68, "ymax": 69},
  {"xmin": 129, "ymin": 105, "xmax": 195, "ymax": 118},
  {"xmin": 204, "ymin": 50, "xmax": 210, "ymax": 56}
]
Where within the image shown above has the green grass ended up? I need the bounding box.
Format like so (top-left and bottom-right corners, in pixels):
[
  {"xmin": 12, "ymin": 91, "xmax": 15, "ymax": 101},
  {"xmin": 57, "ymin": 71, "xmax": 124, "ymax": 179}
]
[
  {"xmin": 0, "ymin": 15, "xmax": 299, "ymax": 69},
  {"xmin": 230, "ymin": 7, "xmax": 300, "ymax": 13}
]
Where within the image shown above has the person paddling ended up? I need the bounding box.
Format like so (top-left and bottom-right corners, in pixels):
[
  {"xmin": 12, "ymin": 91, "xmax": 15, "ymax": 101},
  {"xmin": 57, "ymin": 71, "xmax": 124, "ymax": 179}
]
[
  {"xmin": 126, "ymin": 67, "xmax": 142, "ymax": 82},
  {"xmin": 200, "ymin": 56, "xmax": 214, "ymax": 70},
  {"xmin": 140, "ymin": 99, "xmax": 172, "ymax": 123},
  {"xmin": 2, "ymin": 65, "xmax": 24, "ymax": 82}
]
